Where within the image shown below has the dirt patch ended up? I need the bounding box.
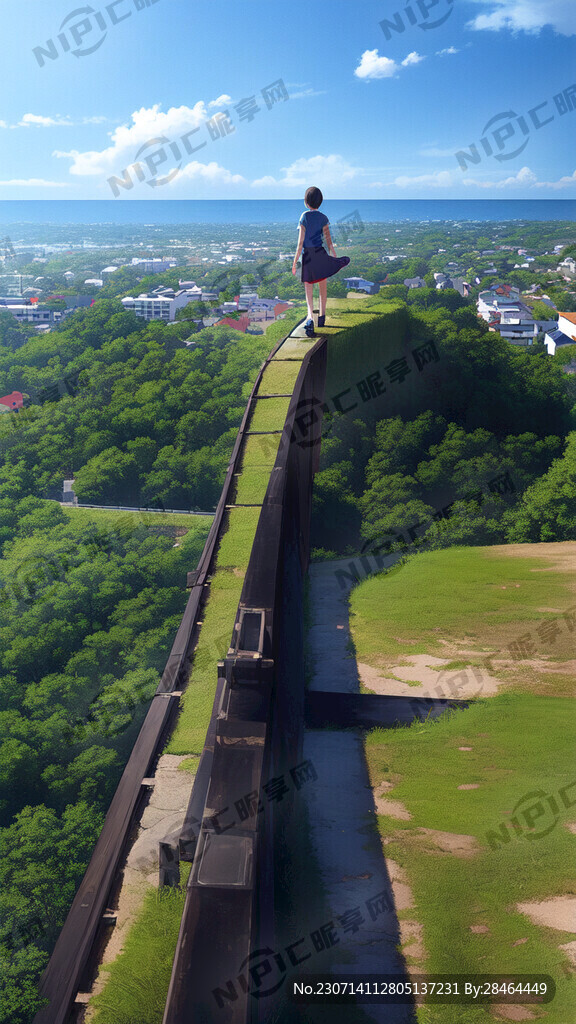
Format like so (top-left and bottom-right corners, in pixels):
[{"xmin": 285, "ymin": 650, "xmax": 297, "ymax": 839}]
[
  {"xmin": 470, "ymin": 924, "xmax": 490, "ymax": 934},
  {"xmin": 418, "ymin": 828, "xmax": 479, "ymax": 858},
  {"xmin": 358, "ymin": 654, "xmax": 500, "ymax": 700},
  {"xmin": 386, "ymin": 858, "xmax": 414, "ymax": 911},
  {"xmin": 399, "ymin": 919, "xmax": 425, "ymax": 961},
  {"xmin": 458, "ymin": 784, "xmax": 480, "ymax": 790},
  {"xmin": 489, "ymin": 541, "xmax": 576, "ymax": 577},
  {"xmin": 492, "ymin": 1006, "xmax": 537, "ymax": 1021},
  {"xmin": 373, "ymin": 781, "xmax": 412, "ymax": 820},
  {"xmin": 516, "ymin": 895, "xmax": 576, "ymax": 933},
  {"xmin": 565, "ymin": 822, "xmax": 576, "ymax": 835}
]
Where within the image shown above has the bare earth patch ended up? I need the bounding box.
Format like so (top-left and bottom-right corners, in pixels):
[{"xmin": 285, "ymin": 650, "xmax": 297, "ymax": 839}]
[
  {"xmin": 358, "ymin": 654, "xmax": 501, "ymax": 699},
  {"xmin": 492, "ymin": 1006, "xmax": 537, "ymax": 1021},
  {"xmin": 458, "ymin": 783, "xmax": 480, "ymax": 790},
  {"xmin": 399, "ymin": 919, "xmax": 425, "ymax": 962},
  {"xmin": 417, "ymin": 828, "xmax": 479, "ymax": 858},
  {"xmin": 516, "ymin": 895, "xmax": 576, "ymax": 933},
  {"xmin": 386, "ymin": 858, "xmax": 414, "ymax": 911},
  {"xmin": 373, "ymin": 782, "xmax": 412, "ymax": 820}
]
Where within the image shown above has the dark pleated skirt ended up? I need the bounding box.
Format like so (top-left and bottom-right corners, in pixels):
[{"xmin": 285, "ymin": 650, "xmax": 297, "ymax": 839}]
[{"xmin": 301, "ymin": 246, "xmax": 351, "ymax": 284}]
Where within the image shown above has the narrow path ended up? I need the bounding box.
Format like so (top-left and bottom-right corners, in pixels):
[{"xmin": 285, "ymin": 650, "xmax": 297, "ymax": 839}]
[{"xmin": 296, "ymin": 558, "xmax": 417, "ymax": 1024}]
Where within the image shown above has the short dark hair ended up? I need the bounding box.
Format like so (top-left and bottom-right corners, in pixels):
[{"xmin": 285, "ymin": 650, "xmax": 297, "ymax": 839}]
[{"xmin": 305, "ymin": 186, "xmax": 323, "ymax": 209}]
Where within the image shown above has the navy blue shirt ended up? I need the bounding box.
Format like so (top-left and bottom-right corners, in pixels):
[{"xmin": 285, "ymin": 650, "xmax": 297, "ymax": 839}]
[{"xmin": 299, "ymin": 209, "xmax": 329, "ymax": 248}]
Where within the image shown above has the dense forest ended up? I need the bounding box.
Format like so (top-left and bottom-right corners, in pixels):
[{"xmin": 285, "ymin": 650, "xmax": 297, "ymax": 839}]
[
  {"xmin": 0, "ymin": 303, "xmax": 292, "ymax": 1023},
  {"xmin": 312, "ymin": 302, "xmax": 576, "ymax": 556},
  {"xmin": 0, "ymin": 301, "xmax": 273, "ymax": 509}
]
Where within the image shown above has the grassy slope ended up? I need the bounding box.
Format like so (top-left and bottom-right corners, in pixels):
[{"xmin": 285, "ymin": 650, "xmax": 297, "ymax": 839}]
[
  {"xmin": 350, "ymin": 545, "xmax": 576, "ymax": 697},
  {"xmin": 350, "ymin": 546, "xmax": 576, "ymax": 1023}
]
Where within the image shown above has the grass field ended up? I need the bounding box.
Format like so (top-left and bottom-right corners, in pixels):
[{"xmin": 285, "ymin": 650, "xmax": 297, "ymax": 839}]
[
  {"xmin": 61, "ymin": 505, "xmax": 213, "ymax": 535},
  {"xmin": 350, "ymin": 544, "xmax": 576, "ymax": 1023},
  {"xmin": 350, "ymin": 544, "xmax": 576, "ymax": 698}
]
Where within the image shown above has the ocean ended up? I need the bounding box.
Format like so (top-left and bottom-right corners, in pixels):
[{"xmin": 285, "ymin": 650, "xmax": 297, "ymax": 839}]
[{"xmin": 0, "ymin": 199, "xmax": 574, "ymax": 226}]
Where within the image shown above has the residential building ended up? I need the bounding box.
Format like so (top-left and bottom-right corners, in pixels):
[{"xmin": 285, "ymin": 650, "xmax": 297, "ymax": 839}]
[
  {"xmin": 120, "ymin": 288, "xmax": 199, "ymax": 322},
  {"xmin": 129, "ymin": 257, "xmax": 177, "ymax": 274},
  {"xmin": 557, "ymin": 257, "xmax": 576, "ymax": 276},
  {"xmin": 0, "ymin": 303, "xmax": 62, "ymax": 325},
  {"xmin": 343, "ymin": 277, "xmax": 380, "ymax": 294},
  {"xmin": 544, "ymin": 328, "xmax": 576, "ymax": 356},
  {"xmin": 403, "ymin": 277, "xmax": 426, "ymax": 290},
  {"xmin": 558, "ymin": 312, "xmax": 576, "ymax": 341}
]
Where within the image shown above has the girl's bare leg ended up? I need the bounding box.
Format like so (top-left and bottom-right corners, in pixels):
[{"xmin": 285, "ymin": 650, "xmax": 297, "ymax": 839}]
[
  {"xmin": 319, "ymin": 279, "xmax": 327, "ymax": 317},
  {"xmin": 304, "ymin": 281, "xmax": 315, "ymax": 319}
]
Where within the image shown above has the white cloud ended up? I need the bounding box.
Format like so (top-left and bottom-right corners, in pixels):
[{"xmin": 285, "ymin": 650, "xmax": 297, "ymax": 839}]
[
  {"xmin": 208, "ymin": 94, "xmax": 232, "ymax": 109},
  {"xmin": 464, "ymin": 166, "xmax": 576, "ymax": 189},
  {"xmin": 19, "ymin": 114, "xmax": 72, "ymax": 127},
  {"xmin": 467, "ymin": 0, "xmax": 576, "ymax": 35},
  {"xmin": 387, "ymin": 171, "xmax": 454, "ymax": 188},
  {"xmin": 0, "ymin": 178, "xmax": 70, "ymax": 188},
  {"xmin": 16, "ymin": 113, "xmax": 109, "ymax": 128},
  {"xmin": 535, "ymin": 169, "xmax": 576, "ymax": 189},
  {"xmin": 175, "ymin": 161, "xmax": 245, "ymax": 185},
  {"xmin": 436, "ymin": 46, "xmax": 460, "ymax": 55},
  {"xmin": 0, "ymin": 120, "xmax": 7, "ymax": 129},
  {"xmin": 54, "ymin": 102, "xmax": 216, "ymax": 176},
  {"xmin": 252, "ymin": 154, "xmax": 361, "ymax": 189},
  {"xmin": 401, "ymin": 51, "xmax": 424, "ymax": 66},
  {"xmin": 288, "ymin": 87, "xmax": 327, "ymax": 100},
  {"xmin": 355, "ymin": 50, "xmax": 397, "ymax": 79},
  {"xmin": 419, "ymin": 144, "xmax": 462, "ymax": 157},
  {"xmin": 354, "ymin": 49, "xmax": 424, "ymax": 79}
]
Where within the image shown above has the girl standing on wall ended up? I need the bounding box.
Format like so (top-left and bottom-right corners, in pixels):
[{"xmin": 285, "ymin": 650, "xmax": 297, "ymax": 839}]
[{"xmin": 292, "ymin": 186, "xmax": 350, "ymax": 338}]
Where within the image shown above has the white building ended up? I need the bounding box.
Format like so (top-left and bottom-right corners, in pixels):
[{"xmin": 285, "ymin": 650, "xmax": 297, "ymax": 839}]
[
  {"xmin": 496, "ymin": 307, "xmax": 538, "ymax": 345},
  {"xmin": 544, "ymin": 328, "xmax": 576, "ymax": 356},
  {"xmin": 130, "ymin": 258, "xmax": 177, "ymax": 274},
  {"xmin": 120, "ymin": 289, "xmax": 198, "ymax": 322},
  {"xmin": 558, "ymin": 312, "xmax": 576, "ymax": 341},
  {"xmin": 1, "ymin": 304, "xmax": 62, "ymax": 325}
]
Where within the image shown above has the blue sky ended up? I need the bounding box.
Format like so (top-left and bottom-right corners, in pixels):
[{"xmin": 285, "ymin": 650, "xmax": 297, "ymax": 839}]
[{"xmin": 0, "ymin": 0, "xmax": 574, "ymax": 199}]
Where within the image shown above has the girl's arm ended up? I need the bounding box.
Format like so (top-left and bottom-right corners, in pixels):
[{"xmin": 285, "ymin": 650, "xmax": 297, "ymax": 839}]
[
  {"xmin": 323, "ymin": 224, "xmax": 336, "ymax": 256},
  {"xmin": 292, "ymin": 225, "xmax": 305, "ymax": 275}
]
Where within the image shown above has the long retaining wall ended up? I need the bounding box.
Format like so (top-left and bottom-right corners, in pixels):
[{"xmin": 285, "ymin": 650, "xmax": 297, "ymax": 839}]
[
  {"xmin": 162, "ymin": 337, "xmax": 327, "ymax": 1024},
  {"xmin": 33, "ymin": 322, "xmax": 314, "ymax": 1024}
]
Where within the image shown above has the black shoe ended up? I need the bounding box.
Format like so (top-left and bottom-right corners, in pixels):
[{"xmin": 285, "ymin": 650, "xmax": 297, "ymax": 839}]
[
  {"xmin": 318, "ymin": 315, "xmax": 326, "ymax": 329},
  {"xmin": 304, "ymin": 318, "xmax": 315, "ymax": 337}
]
